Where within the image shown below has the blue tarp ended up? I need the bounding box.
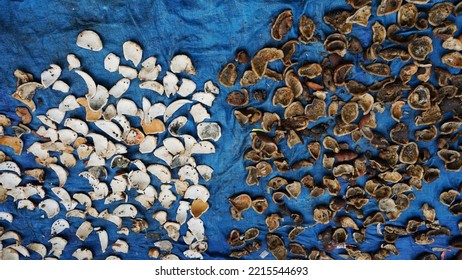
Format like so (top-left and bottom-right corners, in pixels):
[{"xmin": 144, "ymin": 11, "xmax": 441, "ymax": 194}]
[{"xmin": 0, "ymin": 0, "xmax": 461, "ymax": 260}]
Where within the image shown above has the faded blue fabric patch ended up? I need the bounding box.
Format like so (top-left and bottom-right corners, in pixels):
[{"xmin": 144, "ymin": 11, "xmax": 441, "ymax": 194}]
[{"xmin": 0, "ymin": 0, "xmax": 461, "ymax": 260}]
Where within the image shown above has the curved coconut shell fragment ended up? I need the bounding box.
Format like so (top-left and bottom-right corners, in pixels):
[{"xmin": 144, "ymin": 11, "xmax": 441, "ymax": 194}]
[
  {"xmin": 377, "ymin": 0, "xmax": 402, "ymax": 16},
  {"xmin": 442, "ymin": 52, "xmax": 462, "ymax": 68},
  {"xmin": 271, "ymin": 10, "xmax": 293, "ymax": 41},
  {"xmin": 227, "ymin": 89, "xmax": 250, "ymax": 107},
  {"xmin": 323, "ymin": 10, "xmax": 353, "ymax": 34},
  {"xmin": 408, "ymin": 36, "xmax": 433, "ymax": 61},
  {"xmin": 251, "ymin": 48, "xmax": 284, "ymax": 78},
  {"xmin": 218, "ymin": 63, "xmax": 237, "ymax": 87},
  {"xmin": 346, "ymin": 5, "xmax": 371, "ymax": 27},
  {"xmin": 298, "ymin": 16, "xmax": 315, "ymax": 43},
  {"xmin": 428, "ymin": 2, "xmax": 454, "ymax": 26}
]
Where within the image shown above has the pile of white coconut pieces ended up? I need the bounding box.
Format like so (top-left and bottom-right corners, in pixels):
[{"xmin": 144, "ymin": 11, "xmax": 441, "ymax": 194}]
[{"xmin": 0, "ymin": 30, "xmax": 222, "ymax": 260}]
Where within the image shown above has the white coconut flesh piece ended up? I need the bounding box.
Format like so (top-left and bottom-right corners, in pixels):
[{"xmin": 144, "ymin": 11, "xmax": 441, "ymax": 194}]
[
  {"xmin": 138, "ymin": 56, "xmax": 161, "ymax": 81},
  {"xmin": 184, "ymin": 185, "xmax": 210, "ymax": 202},
  {"xmin": 110, "ymin": 175, "xmax": 128, "ymax": 193},
  {"xmin": 75, "ymin": 70, "xmax": 97, "ymax": 98},
  {"xmin": 7, "ymin": 245, "xmax": 30, "ymax": 258},
  {"xmin": 28, "ymin": 243, "xmax": 47, "ymax": 259},
  {"xmin": 142, "ymin": 97, "xmax": 151, "ymax": 120},
  {"xmin": 158, "ymin": 184, "xmax": 176, "ymax": 209},
  {"xmin": 170, "ymin": 54, "xmax": 196, "ymax": 75},
  {"xmin": 152, "ymin": 211, "xmax": 168, "ymax": 225},
  {"xmin": 204, "ymin": 80, "xmax": 219, "ymax": 94},
  {"xmin": 176, "ymin": 200, "xmax": 190, "ymax": 225},
  {"xmin": 94, "ymin": 120, "xmax": 123, "ymax": 141},
  {"xmin": 48, "ymin": 236, "xmax": 67, "ymax": 258},
  {"xmin": 0, "ymin": 161, "xmax": 20, "ymax": 175},
  {"xmin": 67, "ymin": 54, "xmax": 81, "ymax": 71},
  {"xmin": 139, "ymin": 135, "xmax": 157, "ymax": 154},
  {"xmin": 0, "ymin": 212, "xmax": 13, "ymax": 223},
  {"xmin": 79, "ymin": 171, "xmax": 99, "ymax": 187},
  {"xmin": 57, "ymin": 129, "xmax": 78, "ymax": 145},
  {"xmin": 87, "ymin": 133, "xmax": 109, "ymax": 157},
  {"xmin": 96, "ymin": 229, "xmax": 108, "ymax": 253},
  {"xmin": 52, "ymin": 80, "xmax": 70, "ymax": 93},
  {"xmin": 163, "ymin": 71, "xmax": 179, "ymax": 97},
  {"xmin": 163, "ymin": 137, "xmax": 185, "ymax": 156},
  {"xmin": 66, "ymin": 209, "xmax": 86, "ymax": 219},
  {"xmin": 104, "ymin": 192, "xmax": 126, "ymax": 204},
  {"xmin": 104, "ymin": 53, "xmax": 120, "ymax": 72},
  {"xmin": 112, "ymin": 239, "xmax": 129, "ymax": 253},
  {"xmin": 162, "ymin": 254, "xmax": 180, "ymax": 260},
  {"xmin": 183, "ymin": 230, "xmax": 195, "ymax": 245},
  {"xmin": 117, "ymin": 98, "xmax": 140, "ymax": 117},
  {"xmin": 164, "ymin": 222, "xmax": 181, "ymax": 241},
  {"xmin": 15, "ymin": 82, "xmax": 43, "ymax": 103},
  {"xmin": 109, "ymin": 78, "xmax": 130, "ymax": 98},
  {"xmin": 177, "ymin": 78, "xmax": 196, "ymax": 97},
  {"xmin": 171, "ymin": 154, "xmax": 196, "ymax": 169},
  {"xmin": 60, "ymin": 152, "xmax": 77, "ymax": 168},
  {"xmin": 113, "ymin": 204, "xmax": 137, "ymax": 218},
  {"xmin": 154, "ymin": 240, "xmax": 173, "ymax": 251},
  {"xmin": 89, "ymin": 182, "xmax": 109, "ymax": 200},
  {"xmin": 187, "ymin": 218, "xmax": 205, "ymax": 241},
  {"xmin": 197, "ymin": 122, "xmax": 221, "ymax": 141},
  {"xmin": 41, "ymin": 64, "xmax": 62, "ymax": 88},
  {"xmin": 128, "ymin": 170, "xmax": 150, "ymax": 191},
  {"xmin": 153, "ymin": 146, "xmax": 173, "ymax": 166},
  {"xmin": 131, "ymin": 159, "xmax": 147, "ymax": 172},
  {"xmin": 178, "ymin": 165, "xmax": 199, "ymax": 185},
  {"xmin": 51, "ymin": 187, "xmax": 72, "ymax": 204},
  {"xmin": 147, "ymin": 103, "xmax": 167, "ymax": 122},
  {"xmin": 196, "ymin": 165, "xmax": 213, "ymax": 181},
  {"xmin": 17, "ymin": 199, "xmax": 35, "ymax": 210},
  {"xmin": 86, "ymin": 152, "xmax": 105, "ymax": 167},
  {"xmin": 76, "ymin": 221, "xmax": 93, "ymax": 241},
  {"xmin": 76, "ymin": 30, "xmax": 103, "ymax": 51},
  {"xmin": 59, "ymin": 95, "xmax": 80, "ymax": 112},
  {"xmin": 37, "ymin": 115, "xmax": 57, "ymax": 129},
  {"xmin": 118, "ymin": 65, "xmax": 138, "ymax": 80},
  {"xmin": 117, "ymin": 227, "xmax": 129, "ymax": 236},
  {"xmin": 72, "ymin": 248, "xmax": 93, "ymax": 260},
  {"xmin": 50, "ymin": 218, "xmax": 70, "ymax": 235},
  {"xmin": 113, "ymin": 115, "xmax": 131, "ymax": 138},
  {"xmin": 38, "ymin": 199, "xmax": 60, "ymax": 219},
  {"xmin": 64, "ymin": 118, "xmax": 89, "ymax": 135},
  {"xmin": 167, "ymin": 116, "xmax": 188, "ymax": 137},
  {"xmin": 1, "ymin": 248, "xmax": 19, "ymax": 260},
  {"xmin": 103, "ymin": 104, "xmax": 117, "ymax": 120},
  {"xmin": 73, "ymin": 193, "xmax": 92, "ymax": 208},
  {"xmin": 192, "ymin": 92, "xmax": 215, "ymax": 107},
  {"xmin": 181, "ymin": 134, "xmax": 198, "ymax": 155},
  {"xmin": 0, "ymin": 231, "xmax": 21, "ymax": 242},
  {"xmin": 147, "ymin": 164, "xmax": 172, "ymax": 183},
  {"xmin": 184, "ymin": 250, "xmax": 203, "ymax": 259},
  {"xmin": 87, "ymin": 85, "xmax": 109, "ymax": 112},
  {"xmin": 103, "ymin": 213, "xmax": 122, "ymax": 228},
  {"xmin": 139, "ymin": 81, "xmax": 164, "ymax": 95},
  {"xmin": 36, "ymin": 126, "xmax": 58, "ymax": 142},
  {"xmin": 164, "ymin": 99, "xmax": 192, "ymax": 122},
  {"xmin": 46, "ymin": 108, "xmax": 65, "ymax": 124},
  {"xmin": 135, "ymin": 193, "xmax": 155, "ymax": 209},
  {"xmin": 190, "ymin": 103, "xmax": 210, "ymax": 124},
  {"xmin": 49, "ymin": 163, "xmax": 68, "ymax": 187},
  {"xmin": 123, "ymin": 41, "xmax": 143, "ymax": 67}
]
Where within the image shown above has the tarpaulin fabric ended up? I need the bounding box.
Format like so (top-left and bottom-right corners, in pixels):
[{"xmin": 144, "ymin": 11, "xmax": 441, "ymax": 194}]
[{"xmin": 0, "ymin": 0, "xmax": 461, "ymax": 260}]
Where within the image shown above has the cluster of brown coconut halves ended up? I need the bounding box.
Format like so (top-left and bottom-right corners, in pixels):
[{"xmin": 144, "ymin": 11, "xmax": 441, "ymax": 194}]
[{"xmin": 221, "ymin": 0, "xmax": 462, "ymax": 260}]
